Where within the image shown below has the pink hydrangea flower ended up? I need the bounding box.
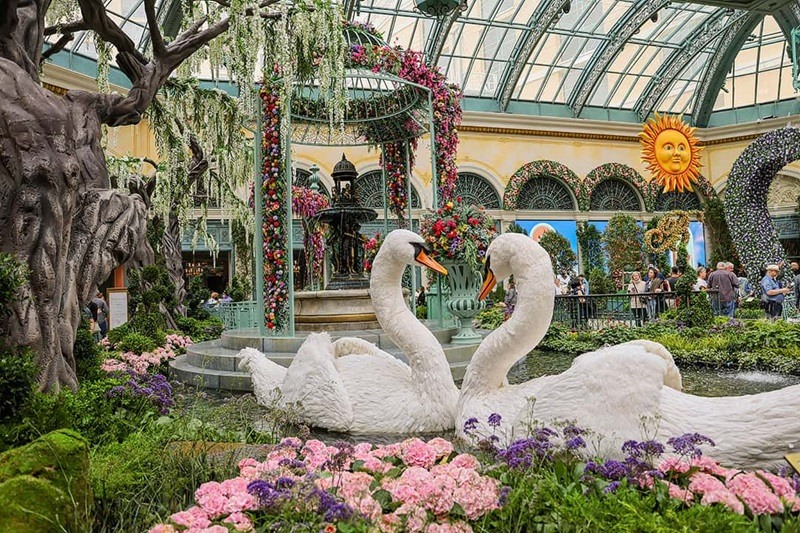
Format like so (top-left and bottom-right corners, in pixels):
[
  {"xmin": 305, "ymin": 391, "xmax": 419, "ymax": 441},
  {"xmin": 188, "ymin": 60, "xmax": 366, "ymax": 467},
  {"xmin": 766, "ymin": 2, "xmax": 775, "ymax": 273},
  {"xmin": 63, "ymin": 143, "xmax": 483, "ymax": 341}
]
[
  {"xmin": 427, "ymin": 437, "xmax": 454, "ymax": 459},
  {"xmin": 658, "ymin": 457, "xmax": 691, "ymax": 474},
  {"xmin": 726, "ymin": 472, "xmax": 783, "ymax": 515},
  {"xmin": 401, "ymin": 438, "xmax": 436, "ymax": 469},
  {"xmin": 148, "ymin": 525, "xmax": 177, "ymax": 533},
  {"xmin": 701, "ymin": 489, "xmax": 745, "ymax": 514},
  {"xmin": 450, "ymin": 454, "xmax": 479, "ymax": 470},
  {"xmin": 688, "ymin": 472, "xmax": 727, "ymax": 495},
  {"xmin": 223, "ymin": 512, "xmax": 254, "ymax": 531},
  {"xmin": 425, "ymin": 520, "xmax": 473, "ymax": 533},
  {"xmin": 169, "ymin": 506, "xmax": 210, "ymax": 529}
]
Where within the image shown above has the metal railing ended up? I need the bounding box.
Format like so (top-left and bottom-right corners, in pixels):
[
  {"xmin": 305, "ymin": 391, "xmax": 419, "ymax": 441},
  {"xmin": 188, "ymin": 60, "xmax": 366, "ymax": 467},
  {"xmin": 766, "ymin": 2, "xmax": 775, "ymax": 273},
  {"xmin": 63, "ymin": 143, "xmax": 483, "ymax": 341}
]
[
  {"xmin": 552, "ymin": 290, "xmax": 720, "ymax": 331},
  {"xmin": 207, "ymin": 300, "xmax": 261, "ymax": 330}
]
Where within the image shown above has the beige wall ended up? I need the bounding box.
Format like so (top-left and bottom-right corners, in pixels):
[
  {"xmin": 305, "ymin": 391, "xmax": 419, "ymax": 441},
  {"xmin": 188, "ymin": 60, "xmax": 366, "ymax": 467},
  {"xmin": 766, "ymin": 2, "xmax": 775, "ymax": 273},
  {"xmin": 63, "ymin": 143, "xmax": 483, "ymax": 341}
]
[{"xmin": 41, "ymin": 62, "xmax": 800, "ymax": 204}]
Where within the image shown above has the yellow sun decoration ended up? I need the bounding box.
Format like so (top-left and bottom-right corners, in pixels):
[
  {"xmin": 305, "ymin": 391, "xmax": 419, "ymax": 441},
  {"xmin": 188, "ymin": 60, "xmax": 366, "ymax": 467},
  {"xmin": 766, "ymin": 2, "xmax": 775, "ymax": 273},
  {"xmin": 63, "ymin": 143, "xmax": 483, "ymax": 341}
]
[{"xmin": 640, "ymin": 113, "xmax": 703, "ymax": 193}]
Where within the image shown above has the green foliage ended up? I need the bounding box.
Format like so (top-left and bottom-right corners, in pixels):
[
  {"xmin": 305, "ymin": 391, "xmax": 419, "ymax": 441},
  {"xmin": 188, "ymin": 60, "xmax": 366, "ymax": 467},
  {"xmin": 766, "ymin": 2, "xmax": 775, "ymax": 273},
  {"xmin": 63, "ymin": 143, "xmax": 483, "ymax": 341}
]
[
  {"xmin": 476, "ymin": 306, "xmax": 505, "ymax": 330},
  {"xmin": 479, "ymin": 465, "xmax": 756, "ymax": 533},
  {"xmin": 11, "ymin": 377, "xmax": 158, "ymax": 446},
  {"xmin": 0, "ymin": 253, "xmax": 27, "ymax": 324},
  {"xmin": 588, "ymin": 268, "xmax": 615, "ymax": 295},
  {"xmin": 0, "ymin": 346, "xmax": 37, "ymax": 423},
  {"xmin": 128, "ymin": 312, "xmax": 167, "ymax": 344},
  {"xmin": 116, "ymin": 332, "xmax": 158, "ymax": 355},
  {"xmin": 602, "ymin": 214, "xmax": 644, "ymax": 273},
  {"xmin": 704, "ymin": 197, "xmax": 738, "ymax": 268},
  {"xmin": 576, "ymin": 222, "xmax": 605, "ymax": 273},
  {"xmin": 174, "ymin": 316, "xmax": 224, "ymax": 342},
  {"xmin": 74, "ymin": 319, "xmax": 104, "ymax": 382},
  {"xmin": 505, "ymin": 222, "xmax": 527, "ymax": 234},
  {"xmin": 185, "ymin": 276, "xmax": 211, "ymax": 319},
  {"xmin": 415, "ymin": 305, "xmax": 427, "ymax": 320},
  {"xmin": 227, "ymin": 274, "xmax": 253, "ymax": 302},
  {"xmin": 538, "ymin": 231, "xmax": 577, "ymax": 274}
]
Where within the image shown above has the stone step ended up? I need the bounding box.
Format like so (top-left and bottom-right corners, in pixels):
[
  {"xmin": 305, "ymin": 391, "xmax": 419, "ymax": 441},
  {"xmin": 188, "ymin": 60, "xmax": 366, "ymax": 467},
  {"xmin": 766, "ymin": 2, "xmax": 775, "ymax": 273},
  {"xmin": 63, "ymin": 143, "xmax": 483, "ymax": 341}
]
[
  {"xmin": 170, "ymin": 355, "xmax": 253, "ymax": 391},
  {"xmin": 186, "ymin": 342, "xmax": 296, "ymax": 372},
  {"xmin": 220, "ymin": 323, "xmax": 458, "ymax": 352}
]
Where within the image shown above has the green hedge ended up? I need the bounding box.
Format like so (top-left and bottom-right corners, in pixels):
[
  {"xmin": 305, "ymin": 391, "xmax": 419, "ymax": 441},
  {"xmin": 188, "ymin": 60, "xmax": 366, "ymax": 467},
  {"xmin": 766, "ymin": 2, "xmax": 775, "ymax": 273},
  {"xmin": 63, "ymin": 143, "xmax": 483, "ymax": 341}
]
[{"xmin": 536, "ymin": 318, "xmax": 800, "ymax": 375}]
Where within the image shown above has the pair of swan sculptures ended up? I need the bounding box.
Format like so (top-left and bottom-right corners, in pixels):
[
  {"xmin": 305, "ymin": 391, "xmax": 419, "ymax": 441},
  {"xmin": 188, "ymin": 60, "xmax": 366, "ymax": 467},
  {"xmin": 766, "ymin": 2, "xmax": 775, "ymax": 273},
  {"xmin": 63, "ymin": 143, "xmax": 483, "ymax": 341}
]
[{"xmin": 240, "ymin": 230, "xmax": 800, "ymax": 470}]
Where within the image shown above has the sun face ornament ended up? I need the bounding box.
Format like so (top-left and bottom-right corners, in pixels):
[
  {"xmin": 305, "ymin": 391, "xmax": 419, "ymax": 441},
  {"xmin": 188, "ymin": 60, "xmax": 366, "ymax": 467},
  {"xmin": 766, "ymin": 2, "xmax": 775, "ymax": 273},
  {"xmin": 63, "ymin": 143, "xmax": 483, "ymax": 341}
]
[{"xmin": 640, "ymin": 113, "xmax": 703, "ymax": 193}]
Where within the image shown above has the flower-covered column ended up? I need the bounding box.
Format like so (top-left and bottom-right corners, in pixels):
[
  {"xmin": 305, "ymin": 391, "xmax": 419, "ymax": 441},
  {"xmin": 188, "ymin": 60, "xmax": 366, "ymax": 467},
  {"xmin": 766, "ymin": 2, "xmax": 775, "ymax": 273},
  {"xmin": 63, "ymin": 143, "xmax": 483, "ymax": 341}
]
[
  {"xmin": 724, "ymin": 129, "xmax": 800, "ymax": 282},
  {"xmin": 259, "ymin": 84, "xmax": 291, "ymax": 332}
]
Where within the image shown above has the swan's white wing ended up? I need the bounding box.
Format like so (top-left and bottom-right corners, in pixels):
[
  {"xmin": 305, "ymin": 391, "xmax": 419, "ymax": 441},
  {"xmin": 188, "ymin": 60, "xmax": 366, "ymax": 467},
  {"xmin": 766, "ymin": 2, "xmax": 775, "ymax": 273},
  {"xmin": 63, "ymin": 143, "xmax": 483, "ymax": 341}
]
[
  {"xmin": 335, "ymin": 353, "xmax": 420, "ymax": 433},
  {"xmin": 520, "ymin": 346, "xmax": 671, "ymax": 453},
  {"xmin": 237, "ymin": 348, "xmax": 287, "ymax": 406},
  {"xmin": 615, "ymin": 339, "xmax": 682, "ymax": 391},
  {"xmin": 282, "ymin": 332, "xmax": 354, "ymax": 432},
  {"xmin": 331, "ymin": 337, "xmax": 393, "ymax": 359}
]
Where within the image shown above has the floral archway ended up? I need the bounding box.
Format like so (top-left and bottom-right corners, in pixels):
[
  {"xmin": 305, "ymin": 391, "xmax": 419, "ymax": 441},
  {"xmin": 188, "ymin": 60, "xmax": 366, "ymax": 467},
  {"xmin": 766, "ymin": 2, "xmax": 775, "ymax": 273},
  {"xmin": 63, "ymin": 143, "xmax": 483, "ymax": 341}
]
[
  {"xmin": 503, "ymin": 160, "xmax": 582, "ymax": 210},
  {"xmin": 724, "ymin": 128, "xmax": 800, "ymax": 281},
  {"xmin": 585, "ymin": 163, "xmax": 658, "ymax": 212}
]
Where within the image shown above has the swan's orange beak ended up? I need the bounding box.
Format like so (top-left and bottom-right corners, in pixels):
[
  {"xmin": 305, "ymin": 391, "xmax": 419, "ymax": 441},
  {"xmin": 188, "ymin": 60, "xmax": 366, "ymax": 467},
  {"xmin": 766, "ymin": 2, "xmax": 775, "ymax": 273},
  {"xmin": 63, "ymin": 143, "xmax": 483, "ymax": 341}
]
[
  {"xmin": 478, "ymin": 269, "xmax": 496, "ymax": 301},
  {"xmin": 415, "ymin": 248, "xmax": 448, "ymax": 275}
]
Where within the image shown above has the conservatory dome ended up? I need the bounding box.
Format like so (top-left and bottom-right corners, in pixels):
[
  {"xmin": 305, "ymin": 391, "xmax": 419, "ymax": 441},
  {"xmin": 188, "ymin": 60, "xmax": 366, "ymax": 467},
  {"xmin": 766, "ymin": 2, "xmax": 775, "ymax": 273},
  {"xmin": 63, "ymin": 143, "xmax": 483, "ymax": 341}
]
[{"xmin": 45, "ymin": 0, "xmax": 800, "ymax": 127}]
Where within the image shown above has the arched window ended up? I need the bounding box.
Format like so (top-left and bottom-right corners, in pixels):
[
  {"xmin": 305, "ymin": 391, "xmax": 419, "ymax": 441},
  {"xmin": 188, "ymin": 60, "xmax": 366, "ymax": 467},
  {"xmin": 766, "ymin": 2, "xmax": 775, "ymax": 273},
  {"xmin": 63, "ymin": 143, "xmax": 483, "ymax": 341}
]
[
  {"xmin": 445, "ymin": 172, "xmax": 501, "ymax": 209},
  {"xmin": 354, "ymin": 171, "xmax": 421, "ymax": 210},
  {"xmin": 590, "ymin": 179, "xmax": 642, "ymax": 211},
  {"xmin": 517, "ymin": 176, "xmax": 575, "ymax": 210},
  {"xmin": 655, "ymin": 191, "xmax": 702, "ymax": 211},
  {"xmin": 294, "ymin": 169, "xmax": 330, "ymax": 197}
]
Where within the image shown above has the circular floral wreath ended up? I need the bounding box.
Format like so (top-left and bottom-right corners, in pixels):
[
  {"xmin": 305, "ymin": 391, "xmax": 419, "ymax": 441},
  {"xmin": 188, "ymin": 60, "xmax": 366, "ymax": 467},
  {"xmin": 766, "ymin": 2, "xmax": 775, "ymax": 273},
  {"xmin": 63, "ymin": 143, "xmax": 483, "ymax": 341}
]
[
  {"xmin": 503, "ymin": 160, "xmax": 582, "ymax": 210},
  {"xmin": 724, "ymin": 128, "xmax": 800, "ymax": 281},
  {"xmin": 585, "ymin": 163, "xmax": 659, "ymax": 212}
]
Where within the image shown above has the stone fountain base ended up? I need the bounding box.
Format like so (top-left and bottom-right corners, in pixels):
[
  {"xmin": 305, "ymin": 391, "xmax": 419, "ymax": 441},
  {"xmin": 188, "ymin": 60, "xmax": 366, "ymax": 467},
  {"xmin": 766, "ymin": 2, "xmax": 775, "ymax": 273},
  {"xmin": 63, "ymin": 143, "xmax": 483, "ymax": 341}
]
[{"xmin": 294, "ymin": 289, "xmax": 380, "ymax": 331}]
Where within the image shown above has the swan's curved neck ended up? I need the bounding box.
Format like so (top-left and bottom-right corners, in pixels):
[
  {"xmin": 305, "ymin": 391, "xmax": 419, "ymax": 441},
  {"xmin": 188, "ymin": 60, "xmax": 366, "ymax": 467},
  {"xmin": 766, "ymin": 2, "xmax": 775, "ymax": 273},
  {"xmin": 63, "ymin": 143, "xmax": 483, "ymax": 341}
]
[
  {"xmin": 462, "ymin": 267, "xmax": 554, "ymax": 395},
  {"xmin": 370, "ymin": 259, "xmax": 452, "ymax": 388}
]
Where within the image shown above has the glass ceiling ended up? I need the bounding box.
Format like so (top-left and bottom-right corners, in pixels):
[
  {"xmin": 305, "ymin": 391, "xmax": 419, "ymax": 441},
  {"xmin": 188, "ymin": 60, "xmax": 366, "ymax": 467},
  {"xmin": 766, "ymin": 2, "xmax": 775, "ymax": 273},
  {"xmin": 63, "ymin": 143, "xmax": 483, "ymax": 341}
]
[{"xmin": 47, "ymin": 0, "xmax": 800, "ymax": 127}]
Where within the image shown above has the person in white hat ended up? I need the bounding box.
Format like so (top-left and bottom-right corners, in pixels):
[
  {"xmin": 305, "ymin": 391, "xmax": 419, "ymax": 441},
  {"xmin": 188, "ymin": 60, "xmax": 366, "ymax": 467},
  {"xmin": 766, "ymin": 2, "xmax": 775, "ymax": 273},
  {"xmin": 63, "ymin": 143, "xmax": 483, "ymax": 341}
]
[{"xmin": 760, "ymin": 264, "xmax": 791, "ymax": 319}]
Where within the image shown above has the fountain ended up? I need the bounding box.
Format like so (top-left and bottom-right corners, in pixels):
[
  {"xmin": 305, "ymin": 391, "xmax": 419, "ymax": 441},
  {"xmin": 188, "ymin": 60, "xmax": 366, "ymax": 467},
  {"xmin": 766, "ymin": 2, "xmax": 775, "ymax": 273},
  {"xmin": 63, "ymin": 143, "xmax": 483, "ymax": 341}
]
[{"xmin": 314, "ymin": 154, "xmax": 377, "ymax": 290}]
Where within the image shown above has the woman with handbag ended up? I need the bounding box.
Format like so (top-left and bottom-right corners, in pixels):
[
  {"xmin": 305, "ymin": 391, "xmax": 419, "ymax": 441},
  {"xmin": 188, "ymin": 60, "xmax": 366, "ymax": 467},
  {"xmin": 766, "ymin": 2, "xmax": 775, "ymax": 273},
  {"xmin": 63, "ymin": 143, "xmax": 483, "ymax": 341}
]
[{"xmin": 628, "ymin": 271, "xmax": 648, "ymax": 326}]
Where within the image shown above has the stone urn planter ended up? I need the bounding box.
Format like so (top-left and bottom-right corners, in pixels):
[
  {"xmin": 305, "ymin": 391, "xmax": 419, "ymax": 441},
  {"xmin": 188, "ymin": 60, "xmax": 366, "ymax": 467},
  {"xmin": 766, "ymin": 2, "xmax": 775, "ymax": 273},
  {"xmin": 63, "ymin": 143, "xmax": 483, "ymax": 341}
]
[{"xmin": 441, "ymin": 261, "xmax": 484, "ymax": 344}]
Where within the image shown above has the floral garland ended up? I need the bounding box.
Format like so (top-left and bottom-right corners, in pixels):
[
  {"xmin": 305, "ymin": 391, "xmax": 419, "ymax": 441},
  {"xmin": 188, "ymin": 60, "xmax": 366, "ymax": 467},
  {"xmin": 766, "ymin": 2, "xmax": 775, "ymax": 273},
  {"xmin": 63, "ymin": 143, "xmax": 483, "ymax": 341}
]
[
  {"xmin": 260, "ymin": 83, "xmax": 290, "ymax": 331},
  {"xmin": 503, "ymin": 160, "xmax": 582, "ymax": 210},
  {"xmin": 346, "ymin": 34, "xmax": 462, "ymax": 218},
  {"xmin": 724, "ymin": 129, "xmax": 800, "ymax": 281},
  {"xmin": 585, "ymin": 163, "xmax": 659, "ymax": 212},
  {"xmin": 291, "ymin": 186, "xmax": 329, "ymax": 289}
]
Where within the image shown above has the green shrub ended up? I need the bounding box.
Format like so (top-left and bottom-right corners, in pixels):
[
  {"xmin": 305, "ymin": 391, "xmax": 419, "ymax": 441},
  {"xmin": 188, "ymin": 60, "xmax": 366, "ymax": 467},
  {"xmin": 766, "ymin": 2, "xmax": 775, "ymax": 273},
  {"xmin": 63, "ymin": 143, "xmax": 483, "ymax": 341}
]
[
  {"xmin": 476, "ymin": 306, "xmax": 504, "ymax": 330},
  {"xmin": 227, "ymin": 274, "xmax": 252, "ymax": 302},
  {"xmin": 18, "ymin": 377, "xmax": 157, "ymax": 445},
  {"xmin": 415, "ymin": 305, "xmax": 427, "ymax": 320},
  {"xmin": 174, "ymin": 316, "xmax": 224, "ymax": 342},
  {"xmin": 677, "ymin": 293, "xmax": 713, "ymax": 328},
  {"xmin": 106, "ymin": 323, "xmax": 132, "ymax": 347},
  {"xmin": 185, "ymin": 276, "xmax": 211, "ymax": 318},
  {"xmin": 128, "ymin": 311, "xmax": 167, "ymax": 344},
  {"xmin": 116, "ymin": 332, "xmax": 157, "ymax": 354},
  {"xmin": 0, "ymin": 346, "xmax": 37, "ymax": 422},
  {"xmin": 74, "ymin": 319, "xmax": 103, "ymax": 382}
]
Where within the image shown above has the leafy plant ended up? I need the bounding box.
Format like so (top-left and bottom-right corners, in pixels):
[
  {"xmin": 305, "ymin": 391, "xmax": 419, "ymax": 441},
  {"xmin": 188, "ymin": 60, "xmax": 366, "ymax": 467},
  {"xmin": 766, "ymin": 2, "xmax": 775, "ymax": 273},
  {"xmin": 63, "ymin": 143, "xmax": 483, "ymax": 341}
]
[
  {"xmin": 539, "ymin": 230, "xmax": 577, "ymax": 274},
  {"xmin": 0, "ymin": 346, "xmax": 37, "ymax": 423},
  {"xmin": 602, "ymin": 214, "xmax": 644, "ymax": 273},
  {"xmin": 74, "ymin": 319, "xmax": 104, "ymax": 382},
  {"xmin": 116, "ymin": 332, "xmax": 158, "ymax": 355},
  {"xmin": 577, "ymin": 221, "xmax": 605, "ymax": 273},
  {"xmin": 227, "ymin": 274, "xmax": 253, "ymax": 302}
]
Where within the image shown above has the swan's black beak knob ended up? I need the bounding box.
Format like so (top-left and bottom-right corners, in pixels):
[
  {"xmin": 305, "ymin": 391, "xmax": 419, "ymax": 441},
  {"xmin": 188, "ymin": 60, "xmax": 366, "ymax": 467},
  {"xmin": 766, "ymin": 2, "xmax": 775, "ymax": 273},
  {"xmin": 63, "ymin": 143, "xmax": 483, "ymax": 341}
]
[{"xmin": 478, "ymin": 257, "xmax": 495, "ymax": 301}]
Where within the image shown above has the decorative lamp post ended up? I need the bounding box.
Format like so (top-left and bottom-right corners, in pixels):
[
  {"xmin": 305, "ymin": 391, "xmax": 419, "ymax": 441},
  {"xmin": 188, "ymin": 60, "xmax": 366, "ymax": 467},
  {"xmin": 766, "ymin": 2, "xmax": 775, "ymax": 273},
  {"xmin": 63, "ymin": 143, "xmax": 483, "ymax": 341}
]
[{"xmin": 415, "ymin": 0, "xmax": 468, "ymax": 18}]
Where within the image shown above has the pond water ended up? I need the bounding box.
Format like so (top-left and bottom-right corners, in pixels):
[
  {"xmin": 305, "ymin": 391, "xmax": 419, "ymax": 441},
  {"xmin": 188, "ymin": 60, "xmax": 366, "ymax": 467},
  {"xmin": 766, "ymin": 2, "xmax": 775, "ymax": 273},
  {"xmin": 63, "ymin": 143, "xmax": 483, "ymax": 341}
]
[{"xmin": 507, "ymin": 350, "xmax": 800, "ymax": 397}]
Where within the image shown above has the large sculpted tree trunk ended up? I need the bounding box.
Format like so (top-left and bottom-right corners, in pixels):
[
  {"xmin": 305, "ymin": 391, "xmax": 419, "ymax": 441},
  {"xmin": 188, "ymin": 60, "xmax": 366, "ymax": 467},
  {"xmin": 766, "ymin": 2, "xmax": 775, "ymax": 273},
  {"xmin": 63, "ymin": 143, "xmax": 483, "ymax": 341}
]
[
  {"xmin": 0, "ymin": 60, "xmax": 152, "ymax": 391},
  {"xmin": 0, "ymin": 0, "xmax": 248, "ymax": 391}
]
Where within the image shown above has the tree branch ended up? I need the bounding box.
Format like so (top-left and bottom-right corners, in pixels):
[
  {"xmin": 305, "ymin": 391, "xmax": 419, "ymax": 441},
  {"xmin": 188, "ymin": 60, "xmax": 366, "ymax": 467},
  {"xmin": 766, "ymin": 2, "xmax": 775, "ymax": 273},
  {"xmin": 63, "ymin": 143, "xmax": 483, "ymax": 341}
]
[
  {"xmin": 41, "ymin": 33, "xmax": 74, "ymax": 60},
  {"xmin": 76, "ymin": 0, "xmax": 147, "ymax": 67},
  {"xmin": 44, "ymin": 20, "xmax": 89, "ymax": 36},
  {"xmin": 143, "ymin": 0, "xmax": 165, "ymax": 57}
]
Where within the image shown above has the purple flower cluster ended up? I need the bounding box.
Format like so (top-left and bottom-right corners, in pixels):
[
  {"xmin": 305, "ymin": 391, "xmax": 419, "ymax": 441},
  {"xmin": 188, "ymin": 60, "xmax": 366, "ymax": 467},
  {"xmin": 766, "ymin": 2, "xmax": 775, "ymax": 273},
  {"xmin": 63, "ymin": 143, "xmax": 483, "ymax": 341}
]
[
  {"xmin": 247, "ymin": 479, "xmax": 291, "ymax": 508},
  {"xmin": 107, "ymin": 371, "xmax": 174, "ymax": 414},
  {"xmin": 497, "ymin": 427, "xmax": 559, "ymax": 469},
  {"xmin": 310, "ymin": 487, "xmax": 354, "ymax": 522},
  {"xmin": 667, "ymin": 433, "xmax": 715, "ymax": 458},
  {"xmin": 463, "ymin": 417, "xmax": 479, "ymax": 435},
  {"xmin": 487, "ymin": 413, "xmax": 502, "ymax": 428}
]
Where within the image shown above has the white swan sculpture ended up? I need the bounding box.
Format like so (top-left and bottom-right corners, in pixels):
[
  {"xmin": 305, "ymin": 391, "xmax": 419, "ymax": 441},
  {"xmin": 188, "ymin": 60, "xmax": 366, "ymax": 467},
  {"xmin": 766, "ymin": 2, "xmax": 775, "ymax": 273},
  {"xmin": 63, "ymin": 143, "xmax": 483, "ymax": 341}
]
[
  {"xmin": 458, "ymin": 233, "xmax": 799, "ymax": 470},
  {"xmin": 241, "ymin": 229, "xmax": 459, "ymax": 434}
]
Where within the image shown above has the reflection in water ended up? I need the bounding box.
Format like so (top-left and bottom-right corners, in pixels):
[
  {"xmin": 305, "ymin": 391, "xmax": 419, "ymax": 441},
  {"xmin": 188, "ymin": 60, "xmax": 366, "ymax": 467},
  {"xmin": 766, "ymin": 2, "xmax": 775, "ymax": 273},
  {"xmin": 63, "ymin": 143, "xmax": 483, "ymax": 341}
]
[{"xmin": 508, "ymin": 350, "xmax": 800, "ymax": 397}]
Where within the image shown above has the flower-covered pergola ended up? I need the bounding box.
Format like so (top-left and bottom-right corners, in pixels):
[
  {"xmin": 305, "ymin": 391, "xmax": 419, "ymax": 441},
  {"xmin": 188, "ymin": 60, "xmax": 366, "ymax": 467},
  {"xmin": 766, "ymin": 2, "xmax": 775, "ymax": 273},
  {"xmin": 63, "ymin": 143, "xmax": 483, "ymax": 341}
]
[
  {"xmin": 257, "ymin": 23, "xmax": 463, "ymax": 333},
  {"xmin": 725, "ymin": 128, "xmax": 800, "ymax": 282}
]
